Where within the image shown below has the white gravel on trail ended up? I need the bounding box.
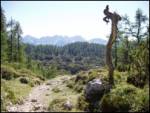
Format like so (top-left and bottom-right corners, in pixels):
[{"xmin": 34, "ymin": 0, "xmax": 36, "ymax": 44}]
[{"xmin": 7, "ymin": 75, "xmax": 71, "ymax": 112}]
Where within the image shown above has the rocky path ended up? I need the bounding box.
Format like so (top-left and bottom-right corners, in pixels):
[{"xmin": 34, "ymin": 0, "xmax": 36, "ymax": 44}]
[{"xmin": 7, "ymin": 75, "xmax": 71, "ymax": 112}]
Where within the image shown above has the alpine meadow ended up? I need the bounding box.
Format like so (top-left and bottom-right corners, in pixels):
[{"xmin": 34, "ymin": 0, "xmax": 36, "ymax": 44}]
[{"xmin": 1, "ymin": 1, "xmax": 149, "ymax": 112}]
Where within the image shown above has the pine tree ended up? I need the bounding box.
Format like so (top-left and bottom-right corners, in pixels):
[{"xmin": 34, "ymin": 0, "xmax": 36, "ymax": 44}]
[
  {"xmin": 7, "ymin": 18, "xmax": 16, "ymax": 62},
  {"xmin": 1, "ymin": 7, "xmax": 8, "ymax": 63},
  {"xmin": 14, "ymin": 21, "xmax": 23, "ymax": 63},
  {"xmin": 132, "ymin": 8, "xmax": 148, "ymax": 44}
]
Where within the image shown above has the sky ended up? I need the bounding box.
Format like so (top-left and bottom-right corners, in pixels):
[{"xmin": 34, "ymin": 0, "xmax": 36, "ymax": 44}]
[{"xmin": 1, "ymin": 1, "xmax": 149, "ymax": 40}]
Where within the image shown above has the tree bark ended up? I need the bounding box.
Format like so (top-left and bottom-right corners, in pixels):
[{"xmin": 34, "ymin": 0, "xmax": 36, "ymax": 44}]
[
  {"xmin": 10, "ymin": 18, "xmax": 13, "ymax": 62},
  {"xmin": 114, "ymin": 40, "xmax": 118, "ymax": 68}
]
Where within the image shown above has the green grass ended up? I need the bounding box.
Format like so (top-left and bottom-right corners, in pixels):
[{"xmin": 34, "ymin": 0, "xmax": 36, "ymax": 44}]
[
  {"xmin": 1, "ymin": 64, "xmax": 44, "ymax": 111},
  {"xmin": 5, "ymin": 79, "xmax": 32, "ymax": 102},
  {"xmin": 47, "ymin": 77, "xmax": 81, "ymax": 112},
  {"xmin": 1, "ymin": 79, "xmax": 32, "ymax": 111},
  {"xmin": 52, "ymin": 87, "xmax": 61, "ymax": 93}
]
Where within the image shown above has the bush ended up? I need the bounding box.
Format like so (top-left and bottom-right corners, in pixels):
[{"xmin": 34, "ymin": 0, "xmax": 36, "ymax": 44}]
[
  {"xmin": 18, "ymin": 68, "xmax": 37, "ymax": 77},
  {"xmin": 77, "ymin": 94, "xmax": 89, "ymax": 111},
  {"xmin": 19, "ymin": 77, "xmax": 29, "ymax": 84},
  {"xmin": 34, "ymin": 79, "xmax": 41, "ymax": 85},
  {"xmin": 52, "ymin": 87, "xmax": 61, "ymax": 93},
  {"xmin": 48, "ymin": 97, "xmax": 67, "ymax": 112},
  {"xmin": 74, "ymin": 84, "xmax": 83, "ymax": 93},
  {"xmin": 37, "ymin": 75, "xmax": 45, "ymax": 81},
  {"xmin": 100, "ymin": 93, "xmax": 130, "ymax": 112},
  {"xmin": 88, "ymin": 70, "xmax": 99, "ymax": 81},
  {"xmin": 113, "ymin": 70, "xmax": 128, "ymax": 84},
  {"xmin": 127, "ymin": 71, "xmax": 147, "ymax": 88},
  {"xmin": 1, "ymin": 65, "xmax": 19, "ymax": 80},
  {"xmin": 29, "ymin": 82, "xmax": 34, "ymax": 87},
  {"xmin": 75, "ymin": 74, "xmax": 88, "ymax": 84},
  {"xmin": 66, "ymin": 81, "xmax": 74, "ymax": 89},
  {"xmin": 100, "ymin": 83, "xmax": 149, "ymax": 112},
  {"xmin": 1, "ymin": 71, "xmax": 13, "ymax": 80},
  {"xmin": 116, "ymin": 63, "xmax": 129, "ymax": 72}
]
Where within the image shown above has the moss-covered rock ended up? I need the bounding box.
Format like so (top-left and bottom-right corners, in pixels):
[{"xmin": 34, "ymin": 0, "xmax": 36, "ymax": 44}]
[{"xmin": 85, "ymin": 79, "xmax": 105, "ymax": 103}]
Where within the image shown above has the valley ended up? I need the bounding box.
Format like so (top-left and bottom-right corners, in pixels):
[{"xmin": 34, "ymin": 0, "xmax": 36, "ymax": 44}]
[{"xmin": 1, "ymin": 1, "xmax": 149, "ymax": 112}]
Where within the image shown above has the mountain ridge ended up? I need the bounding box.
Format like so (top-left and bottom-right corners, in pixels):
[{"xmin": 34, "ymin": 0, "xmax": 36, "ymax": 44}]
[{"xmin": 22, "ymin": 35, "xmax": 107, "ymax": 46}]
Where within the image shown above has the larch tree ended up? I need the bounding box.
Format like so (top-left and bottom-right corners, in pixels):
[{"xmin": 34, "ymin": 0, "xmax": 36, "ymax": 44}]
[
  {"xmin": 132, "ymin": 8, "xmax": 148, "ymax": 44},
  {"xmin": 14, "ymin": 21, "xmax": 23, "ymax": 62},
  {"xmin": 1, "ymin": 7, "xmax": 8, "ymax": 62},
  {"xmin": 7, "ymin": 18, "xmax": 16, "ymax": 62}
]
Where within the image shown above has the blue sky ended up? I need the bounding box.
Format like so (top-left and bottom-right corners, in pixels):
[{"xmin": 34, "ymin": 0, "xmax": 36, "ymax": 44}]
[{"xmin": 1, "ymin": 1, "xmax": 149, "ymax": 40}]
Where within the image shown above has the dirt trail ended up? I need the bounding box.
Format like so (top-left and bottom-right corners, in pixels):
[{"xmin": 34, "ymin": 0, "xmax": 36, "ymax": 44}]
[{"xmin": 7, "ymin": 75, "xmax": 71, "ymax": 112}]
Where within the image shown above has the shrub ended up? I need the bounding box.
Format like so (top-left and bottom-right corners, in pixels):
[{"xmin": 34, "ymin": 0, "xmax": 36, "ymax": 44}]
[
  {"xmin": 100, "ymin": 83, "xmax": 149, "ymax": 112},
  {"xmin": 1, "ymin": 65, "xmax": 19, "ymax": 80},
  {"xmin": 1, "ymin": 71, "xmax": 13, "ymax": 80},
  {"xmin": 88, "ymin": 70, "xmax": 99, "ymax": 81},
  {"xmin": 77, "ymin": 94, "xmax": 89, "ymax": 111},
  {"xmin": 100, "ymin": 93, "xmax": 130, "ymax": 112},
  {"xmin": 66, "ymin": 81, "xmax": 74, "ymax": 89},
  {"xmin": 87, "ymin": 69, "xmax": 108, "ymax": 83},
  {"xmin": 74, "ymin": 84, "xmax": 83, "ymax": 93},
  {"xmin": 127, "ymin": 71, "xmax": 147, "ymax": 88},
  {"xmin": 48, "ymin": 97, "xmax": 67, "ymax": 112},
  {"xmin": 116, "ymin": 63, "xmax": 129, "ymax": 72},
  {"xmin": 29, "ymin": 82, "xmax": 34, "ymax": 87},
  {"xmin": 19, "ymin": 77, "xmax": 29, "ymax": 84},
  {"xmin": 113, "ymin": 70, "xmax": 128, "ymax": 84},
  {"xmin": 75, "ymin": 74, "xmax": 88, "ymax": 85},
  {"xmin": 52, "ymin": 87, "xmax": 61, "ymax": 93},
  {"xmin": 37, "ymin": 75, "xmax": 45, "ymax": 81},
  {"xmin": 34, "ymin": 79, "xmax": 41, "ymax": 85},
  {"xmin": 18, "ymin": 68, "xmax": 36, "ymax": 76}
]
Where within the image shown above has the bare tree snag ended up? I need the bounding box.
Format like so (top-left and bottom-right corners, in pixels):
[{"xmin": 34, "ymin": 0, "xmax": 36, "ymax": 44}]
[{"xmin": 103, "ymin": 5, "xmax": 121, "ymax": 86}]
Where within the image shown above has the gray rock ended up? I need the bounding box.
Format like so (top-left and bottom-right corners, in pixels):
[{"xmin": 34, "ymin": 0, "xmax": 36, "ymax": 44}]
[
  {"xmin": 85, "ymin": 78, "xmax": 105, "ymax": 103},
  {"xmin": 33, "ymin": 105, "xmax": 40, "ymax": 111},
  {"xmin": 33, "ymin": 104, "xmax": 43, "ymax": 111},
  {"xmin": 46, "ymin": 82, "xmax": 51, "ymax": 85},
  {"xmin": 63, "ymin": 100, "xmax": 72, "ymax": 110},
  {"xmin": 31, "ymin": 99, "xmax": 37, "ymax": 102},
  {"xmin": 7, "ymin": 106, "xmax": 17, "ymax": 112}
]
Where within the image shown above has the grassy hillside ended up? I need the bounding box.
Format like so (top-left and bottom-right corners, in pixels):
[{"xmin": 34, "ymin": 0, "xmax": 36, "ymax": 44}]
[
  {"xmin": 47, "ymin": 68, "xmax": 149, "ymax": 112},
  {"xmin": 1, "ymin": 64, "xmax": 45, "ymax": 111}
]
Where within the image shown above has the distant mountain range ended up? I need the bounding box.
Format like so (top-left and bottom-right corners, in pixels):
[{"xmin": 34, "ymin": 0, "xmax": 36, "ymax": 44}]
[{"xmin": 22, "ymin": 35, "xmax": 107, "ymax": 46}]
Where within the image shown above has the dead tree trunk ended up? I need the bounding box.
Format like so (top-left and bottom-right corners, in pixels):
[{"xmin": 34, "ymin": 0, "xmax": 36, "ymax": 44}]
[{"xmin": 103, "ymin": 5, "xmax": 121, "ymax": 86}]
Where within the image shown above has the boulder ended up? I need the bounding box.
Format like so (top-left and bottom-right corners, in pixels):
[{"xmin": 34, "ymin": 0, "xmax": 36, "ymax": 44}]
[
  {"xmin": 63, "ymin": 100, "xmax": 72, "ymax": 110},
  {"xmin": 85, "ymin": 78, "xmax": 105, "ymax": 103}
]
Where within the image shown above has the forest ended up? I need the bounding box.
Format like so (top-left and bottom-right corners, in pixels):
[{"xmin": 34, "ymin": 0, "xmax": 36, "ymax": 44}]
[{"xmin": 1, "ymin": 4, "xmax": 149, "ymax": 112}]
